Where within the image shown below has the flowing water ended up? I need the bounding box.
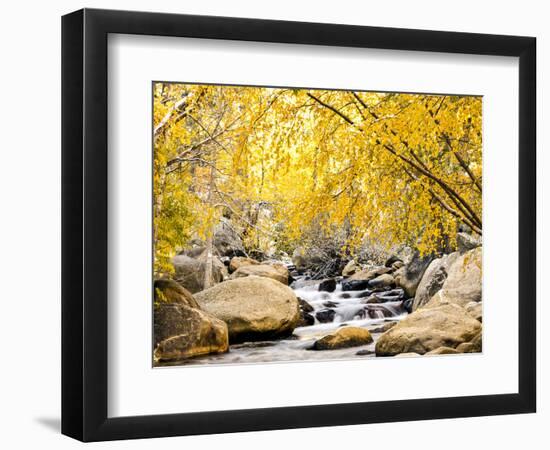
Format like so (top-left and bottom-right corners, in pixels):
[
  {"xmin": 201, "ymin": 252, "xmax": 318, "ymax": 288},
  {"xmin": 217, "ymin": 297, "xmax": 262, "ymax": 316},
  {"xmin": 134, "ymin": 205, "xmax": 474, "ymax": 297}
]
[{"xmin": 167, "ymin": 276, "xmax": 409, "ymax": 367}]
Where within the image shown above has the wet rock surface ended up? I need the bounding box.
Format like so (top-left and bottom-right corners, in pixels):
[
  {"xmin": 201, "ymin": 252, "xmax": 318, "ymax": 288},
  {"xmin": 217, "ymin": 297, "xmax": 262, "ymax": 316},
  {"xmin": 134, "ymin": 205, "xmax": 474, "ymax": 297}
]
[{"xmin": 157, "ymin": 245, "xmax": 482, "ymax": 365}]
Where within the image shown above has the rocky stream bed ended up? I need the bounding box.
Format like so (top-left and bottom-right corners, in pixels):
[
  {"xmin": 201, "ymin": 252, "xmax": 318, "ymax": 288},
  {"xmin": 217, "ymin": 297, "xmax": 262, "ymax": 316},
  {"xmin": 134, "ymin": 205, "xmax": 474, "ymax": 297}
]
[
  {"xmin": 158, "ymin": 276, "xmax": 408, "ymax": 366},
  {"xmin": 154, "ymin": 236, "xmax": 482, "ymax": 367}
]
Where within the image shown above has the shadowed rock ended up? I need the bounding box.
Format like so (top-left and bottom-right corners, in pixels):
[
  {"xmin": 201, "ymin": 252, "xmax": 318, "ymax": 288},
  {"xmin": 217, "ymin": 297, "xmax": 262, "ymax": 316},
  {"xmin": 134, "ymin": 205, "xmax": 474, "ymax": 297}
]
[
  {"xmin": 319, "ymin": 278, "xmax": 337, "ymax": 292},
  {"xmin": 413, "ymin": 252, "xmax": 460, "ymax": 310},
  {"xmin": 154, "ymin": 303, "xmax": 228, "ymax": 362},
  {"xmin": 393, "ymin": 252, "xmax": 434, "ymax": 298},
  {"xmin": 341, "ymin": 279, "xmax": 371, "ymax": 291},
  {"xmin": 316, "ymin": 309, "xmax": 336, "ymax": 323},
  {"xmin": 154, "ymin": 278, "xmax": 200, "ymax": 308}
]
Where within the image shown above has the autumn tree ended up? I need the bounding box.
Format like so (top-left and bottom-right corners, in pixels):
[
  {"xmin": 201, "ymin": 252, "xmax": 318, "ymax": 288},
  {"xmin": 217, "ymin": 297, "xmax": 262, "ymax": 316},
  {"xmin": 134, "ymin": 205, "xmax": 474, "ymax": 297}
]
[
  {"xmin": 297, "ymin": 90, "xmax": 482, "ymax": 254},
  {"xmin": 153, "ymin": 83, "xmax": 482, "ymax": 276}
]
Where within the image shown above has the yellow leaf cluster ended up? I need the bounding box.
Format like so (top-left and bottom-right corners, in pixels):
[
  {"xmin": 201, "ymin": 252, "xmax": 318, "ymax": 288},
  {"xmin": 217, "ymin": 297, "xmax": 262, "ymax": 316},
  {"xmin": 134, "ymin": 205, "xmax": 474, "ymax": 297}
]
[{"xmin": 153, "ymin": 83, "xmax": 482, "ymax": 273}]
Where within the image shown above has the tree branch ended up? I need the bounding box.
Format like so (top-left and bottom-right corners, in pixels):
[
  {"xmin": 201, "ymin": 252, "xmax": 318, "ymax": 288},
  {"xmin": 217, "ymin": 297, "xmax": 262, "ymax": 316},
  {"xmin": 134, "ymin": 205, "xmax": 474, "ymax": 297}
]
[
  {"xmin": 381, "ymin": 142, "xmax": 482, "ymax": 229},
  {"xmin": 165, "ymin": 114, "xmax": 242, "ymax": 168},
  {"xmin": 307, "ymin": 93, "xmax": 356, "ymax": 125},
  {"xmin": 304, "ymin": 92, "xmax": 482, "ymax": 230},
  {"xmin": 350, "ymin": 91, "xmax": 379, "ymax": 119},
  {"xmin": 443, "ymin": 135, "xmax": 483, "ymax": 193},
  {"xmin": 403, "ymin": 167, "xmax": 482, "ymax": 235}
]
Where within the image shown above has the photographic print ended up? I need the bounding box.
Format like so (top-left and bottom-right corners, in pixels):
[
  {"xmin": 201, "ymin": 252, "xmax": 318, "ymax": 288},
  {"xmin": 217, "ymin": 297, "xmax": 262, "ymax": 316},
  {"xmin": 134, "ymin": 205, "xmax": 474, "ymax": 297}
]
[{"xmin": 152, "ymin": 82, "xmax": 482, "ymax": 367}]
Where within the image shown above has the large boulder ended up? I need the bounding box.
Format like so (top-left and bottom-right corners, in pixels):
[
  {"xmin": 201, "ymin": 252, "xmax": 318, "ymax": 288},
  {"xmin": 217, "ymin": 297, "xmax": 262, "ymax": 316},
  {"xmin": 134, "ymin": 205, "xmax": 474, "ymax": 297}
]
[
  {"xmin": 312, "ymin": 327, "xmax": 373, "ymax": 350},
  {"xmin": 435, "ymin": 247, "xmax": 482, "ymax": 307},
  {"xmin": 154, "ymin": 279, "xmax": 200, "ymax": 308},
  {"xmin": 194, "ymin": 276, "xmax": 300, "ymax": 342},
  {"xmin": 230, "ymin": 263, "xmax": 289, "ymax": 285},
  {"xmin": 213, "ymin": 217, "xmax": 245, "ymax": 257},
  {"xmin": 413, "ymin": 252, "xmax": 460, "ymax": 311},
  {"xmin": 153, "ymin": 303, "xmax": 229, "ymax": 362},
  {"xmin": 375, "ymin": 303, "xmax": 482, "ymax": 356},
  {"xmin": 229, "ymin": 256, "xmax": 259, "ymax": 273},
  {"xmin": 172, "ymin": 253, "xmax": 227, "ymax": 293},
  {"xmin": 393, "ymin": 252, "xmax": 434, "ymax": 298}
]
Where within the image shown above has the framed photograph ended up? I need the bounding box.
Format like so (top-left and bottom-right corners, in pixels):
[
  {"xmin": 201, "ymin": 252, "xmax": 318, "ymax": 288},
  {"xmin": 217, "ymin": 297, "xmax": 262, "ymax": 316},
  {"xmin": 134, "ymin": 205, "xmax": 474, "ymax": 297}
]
[{"xmin": 62, "ymin": 8, "xmax": 536, "ymax": 442}]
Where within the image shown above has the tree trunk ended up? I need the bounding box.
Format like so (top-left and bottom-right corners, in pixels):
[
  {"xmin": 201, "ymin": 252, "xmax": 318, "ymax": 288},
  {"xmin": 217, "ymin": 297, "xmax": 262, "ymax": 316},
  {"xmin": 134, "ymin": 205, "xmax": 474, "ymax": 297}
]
[
  {"xmin": 203, "ymin": 152, "xmax": 217, "ymax": 290},
  {"xmin": 203, "ymin": 231, "xmax": 215, "ymax": 290}
]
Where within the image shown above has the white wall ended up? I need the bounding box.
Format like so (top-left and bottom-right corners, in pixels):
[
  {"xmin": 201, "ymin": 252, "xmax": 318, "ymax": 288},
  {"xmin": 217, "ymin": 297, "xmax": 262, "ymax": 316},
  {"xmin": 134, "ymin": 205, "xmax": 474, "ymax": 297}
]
[{"xmin": 0, "ymin": 0, "xmax": 546, "ymax": 448}]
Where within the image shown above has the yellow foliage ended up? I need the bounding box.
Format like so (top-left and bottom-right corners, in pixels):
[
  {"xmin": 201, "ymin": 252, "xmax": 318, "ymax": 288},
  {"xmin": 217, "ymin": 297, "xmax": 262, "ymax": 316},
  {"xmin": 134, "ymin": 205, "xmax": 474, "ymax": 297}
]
[{"xmin": 153, "ymin": 82, "xmax": 482, "ymax": 274}]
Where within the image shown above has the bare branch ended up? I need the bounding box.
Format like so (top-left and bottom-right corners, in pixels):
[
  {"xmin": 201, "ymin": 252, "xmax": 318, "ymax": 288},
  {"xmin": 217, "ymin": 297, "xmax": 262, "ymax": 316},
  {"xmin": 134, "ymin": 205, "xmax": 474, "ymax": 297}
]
[{"xmin": 165, "ymin": 114, "xmax": 242, "ymax": 168}]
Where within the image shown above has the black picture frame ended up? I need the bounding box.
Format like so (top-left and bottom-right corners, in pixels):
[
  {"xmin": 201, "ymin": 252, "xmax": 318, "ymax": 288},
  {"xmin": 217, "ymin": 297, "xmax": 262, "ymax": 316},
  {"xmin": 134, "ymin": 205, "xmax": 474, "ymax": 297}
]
[{"xmin": 62, "ymin": 8, "xmax": 536, "ymax": 442}]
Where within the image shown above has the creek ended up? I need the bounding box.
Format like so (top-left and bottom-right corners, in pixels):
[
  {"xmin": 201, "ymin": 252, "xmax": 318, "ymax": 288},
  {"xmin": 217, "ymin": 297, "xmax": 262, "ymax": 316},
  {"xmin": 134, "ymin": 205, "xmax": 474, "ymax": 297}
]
[{"xmin": 171, "ymin": 276, "xmax": 409, "ymax": 366}]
